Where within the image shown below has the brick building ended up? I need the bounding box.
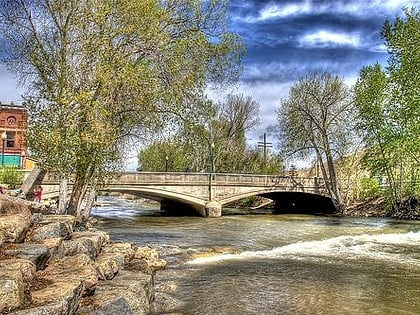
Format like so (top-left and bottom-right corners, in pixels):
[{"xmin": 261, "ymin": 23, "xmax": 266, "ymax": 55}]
[{"xmin": 0, "ymin": 102, "xmax": 28, "ymax": 168}]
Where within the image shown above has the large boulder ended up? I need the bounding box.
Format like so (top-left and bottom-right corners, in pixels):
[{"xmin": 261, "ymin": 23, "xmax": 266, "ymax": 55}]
[
  {"xmin": 9, "ymin": 302, "xmax": 77, "ymax": 315},
  {"xmin": 132, "ymin": 246, "xmax": 167, "ymax": 272},
  {"xmin": 78, "ymin": 270, "xmax": 153, "ymax": 315},
  {"xmin": 89, "ymin": 297, "xmax": 132, "ymax": 315},
  {"xmin": 98, "ymin": 243, "xmax": 135, "ymax": 269},
  {"xmin": 150, "ymin": 291, "xmax": 184, "ymax": 315},
  {"xmin": 0, "ymin": 259, "xmax": 36, "ymax": 313},
  {"xmin": 26, "ymin": 215, "xmax": 75, "ymax": 242},
  {"xmin": 0, "ymin": 197, "xmax": 33, "ymax": 245},
  {"xmin": 31, "ymin": 253, "xmax": 98, "ymax": 307},
  {"xmin": 95, "ymin": 242, "xmax": 134, "ymax": 281},
  {"xmin": 41, "ymin": 237, "xmax": 63, "ymax": 257},
  {"xmin": 2, "ymin": 244, "xmax": 50, "ymax": 270},
  {"xmin": 55, "ymin": 230, "xmax": 109, "ymax": 260}
]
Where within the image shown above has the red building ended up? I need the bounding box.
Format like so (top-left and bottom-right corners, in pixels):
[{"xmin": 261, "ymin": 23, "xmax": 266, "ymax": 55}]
[{"xmin": 0, "ymin": 102, "xmax": 28, "ymax": 168}]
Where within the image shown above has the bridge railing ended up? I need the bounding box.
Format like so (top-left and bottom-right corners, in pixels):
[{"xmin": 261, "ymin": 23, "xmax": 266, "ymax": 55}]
[{"xmin": 115, "ymin": 172, "xmax": 328, "ymax": 192}]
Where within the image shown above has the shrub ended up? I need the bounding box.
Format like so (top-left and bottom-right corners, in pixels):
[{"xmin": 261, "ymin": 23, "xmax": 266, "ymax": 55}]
[
  {"xmin": 359, "ymin": 177, "xmax": 381, "ymax": 199},
  {"xmin": 0, "ymin": 166, "xmax": 24, "ymax": 189}
]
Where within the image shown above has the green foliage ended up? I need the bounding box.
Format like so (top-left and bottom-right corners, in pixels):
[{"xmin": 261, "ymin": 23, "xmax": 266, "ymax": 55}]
[
  {"xmin": 354, "ymin": 8, "xmax": 420, "ymax": 210},
  {"xmin": 0, "ymin": 167, "xmax": 24, "ymax": 189},
  {"xmin": 138, "ymin": 93, "xmax": 273, "ymax": 174},
  {"xmin": 139, "ymin": 139, "xmax": 194, "ymax": 172},
  {"xmin": 359, "ymin": 178, "xmax": 381, "ymax": 199}
]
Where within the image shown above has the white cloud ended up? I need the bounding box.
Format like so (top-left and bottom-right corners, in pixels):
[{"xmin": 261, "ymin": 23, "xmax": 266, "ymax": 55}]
[
  {"xmin": 235, "ymin": 0, "xmax": 420, "ymax": 23},
  {"xmin": 299, "ymin": 30, "xmax": 361, "ymax": 48},
  {"xmin": 371, "ymin": 43, "xmax": 388, "ymax": 53},
  {"xmin": 259, "ymin": 1, "xmax": 312, "ymax": 20}
]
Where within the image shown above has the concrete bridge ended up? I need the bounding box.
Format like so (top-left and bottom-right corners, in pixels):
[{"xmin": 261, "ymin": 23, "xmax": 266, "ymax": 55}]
[{"xmin": 41, "ymin": 172, "xmax": 336, "ymax": 217}]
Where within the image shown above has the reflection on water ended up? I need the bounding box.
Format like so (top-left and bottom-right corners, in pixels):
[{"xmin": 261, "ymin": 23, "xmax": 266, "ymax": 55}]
[{"xmin": 92, "ymin": 196, "xmax": 420, "ymax": 314}]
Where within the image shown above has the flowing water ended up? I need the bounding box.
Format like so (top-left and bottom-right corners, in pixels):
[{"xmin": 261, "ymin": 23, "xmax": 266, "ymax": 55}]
[{"xmin": 92, "ymin": 196, "xmax": 420, "ymax": 315}]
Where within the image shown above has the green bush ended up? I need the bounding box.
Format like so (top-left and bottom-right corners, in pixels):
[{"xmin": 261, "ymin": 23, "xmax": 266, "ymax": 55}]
[
  {"xmin": 0, "ymin": 166, "xmax": 24, "ymax": 189},
  {"xmin": 360, "ymin": 177, "xmax": 381, "ymax": 199}
]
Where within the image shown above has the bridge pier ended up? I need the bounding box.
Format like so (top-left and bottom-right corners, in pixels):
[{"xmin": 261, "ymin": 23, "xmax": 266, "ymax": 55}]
[{"xmin": 204, "ymin": 201, "xmax": 222, "ymax": 217}]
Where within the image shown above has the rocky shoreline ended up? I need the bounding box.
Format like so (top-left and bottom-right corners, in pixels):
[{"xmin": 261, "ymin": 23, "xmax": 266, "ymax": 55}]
[{"xmin": 0, "ymin": 196, "xmax": 168, "ymax": 315}]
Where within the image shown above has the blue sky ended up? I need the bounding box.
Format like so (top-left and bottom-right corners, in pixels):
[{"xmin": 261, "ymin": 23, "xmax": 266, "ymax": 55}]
[
  {"xmin": 218, "ymin": 0, "xmax": 420, "ymax": 147},
  {"xmin": 1, "ymin": 0, "xmax": 419, "ymax": 170}
]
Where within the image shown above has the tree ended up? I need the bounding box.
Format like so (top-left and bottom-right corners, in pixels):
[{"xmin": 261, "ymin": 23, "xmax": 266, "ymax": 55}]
[
  {"xmin": 0, "ymin": 0, "xmax": 244, "ymax": 216},
  {"xmin": 354, "ymin": 8, "xmax": 420, "ymax": 210},
  {"xmin": 215, "ymin": 94, "xmax": 259, "ymax": 172},
  {"xmin": 277, "ymin": 72, "xmax": 355, "ymax": 208},
  {"xmin": 139, "ymin": 93, "xmax": 261, "ymax": 173}
]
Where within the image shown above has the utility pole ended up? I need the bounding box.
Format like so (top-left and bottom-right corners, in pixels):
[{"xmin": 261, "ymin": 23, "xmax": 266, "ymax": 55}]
[{"xmin": 258, "ymin": 133, "xmax": 272, "ymax": 168}]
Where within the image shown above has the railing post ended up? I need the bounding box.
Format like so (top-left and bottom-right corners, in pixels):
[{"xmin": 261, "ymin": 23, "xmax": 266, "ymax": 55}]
[{"xmin": 208, "ymin": 173, "xmax": 213, "ymax": 200}]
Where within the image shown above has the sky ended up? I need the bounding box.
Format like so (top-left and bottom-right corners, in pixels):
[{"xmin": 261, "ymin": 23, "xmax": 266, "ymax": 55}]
[
  {"xmin": 220, "ymin": 0, "xmax": 420, "ymax": 148},
  {"xmin": 0, "ymin": 0, "xmax": 419, "ymax": 170}
]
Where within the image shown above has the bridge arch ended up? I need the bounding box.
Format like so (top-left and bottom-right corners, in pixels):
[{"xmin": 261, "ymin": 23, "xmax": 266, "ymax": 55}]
[
  {"xmin": 219, "ymin": 189, "xmax": 336, "ymax": 214},
  {"xmin": 100, "ymin": 186, "xmax": 209, "ymax": 216}
]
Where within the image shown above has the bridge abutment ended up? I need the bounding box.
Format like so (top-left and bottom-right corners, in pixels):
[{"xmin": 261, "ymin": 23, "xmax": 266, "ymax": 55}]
[{"xmin": 204, "ymin": 201, "xmax": 222, "ymax": 217}]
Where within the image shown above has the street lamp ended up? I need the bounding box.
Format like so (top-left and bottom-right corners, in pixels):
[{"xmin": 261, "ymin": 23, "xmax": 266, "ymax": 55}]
[
  {"xmin": 210, "ymin": 142, "xmax": 215, "ymax": 173},
  {"xmin": 1, "ymin": 132, "xmax": 6, "ymax": 166},
  {"xmin": 21, "ymin": 150, "xmax": 26, "ymax": 169},
  {"xmin": 165, "ymin": 156, "xmax": 169, "ymax": 172}
]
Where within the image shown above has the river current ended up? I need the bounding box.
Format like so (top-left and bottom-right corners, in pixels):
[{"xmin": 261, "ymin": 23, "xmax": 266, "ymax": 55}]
[{"xmin": 92, "ymin": 196, "xmax": 420, "ymax": 315}]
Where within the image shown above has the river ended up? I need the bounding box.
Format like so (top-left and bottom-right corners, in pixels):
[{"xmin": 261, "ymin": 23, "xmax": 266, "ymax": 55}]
[{"xmin": 92, "ymin": 196, "xmax": 420, "ymax": 315}]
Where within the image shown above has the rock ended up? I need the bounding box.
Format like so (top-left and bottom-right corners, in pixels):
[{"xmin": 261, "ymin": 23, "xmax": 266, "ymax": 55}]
[
  {"xmin": 2, "ymin": 244, "xmax": 50, "ymax": 270},
  {"xmin": 150, "ymin": 292, "xmax": 184, "ymax": 315},
  {"xmin": 81, "ymin": 270, "xmax": 153, "ymax": 315},
  {"xmin": 89, "ymin": 297, "xmax": 132, "ymax": 315},
  {"xmin": 41, "ymin": 237, "xmax": 63, "ymax": 257},
  {"xmin": 95, "ymin": 242, "xmax": 135, "ymax": 280},
  {"xmin": 56, "ymin": 230, "xmax": 108, "ymax": 260},
  {"xmin": 31, "ymin": 213, "xmax": 43, "ymax": 226},
  {"xmin": 132, "ymin": 247, "xmax": 167, "ymax": 272},
  {"xmin": 0, "ymin": 197, "xmax": 164, "ymax": 315},
  {"xmin": 9, "ymin": 302, "xmax": 71, "ymax": 315},
  {"xmin": 98, "ymin": 243, "xmax": 135, "ymax": 270},
  {"xmin": 124, "ymin": 258, "xmax": 152, "ymax": 274},
  {"xmin": 0, "ymin": 197, "xmax": 33, "ymax": 245},
  {"xmin": 32, "ymin": 253, "xmax": 98, "ymax": 302},
  {"xmin": 26, "ymin": 215, "xmax": 75, "ymax": 242},
  {"xmin": 27, "ymin": 221, "xmax": 72, "ymax": 242},
  {"xmin": 96, "ymin": 256, "xmax": 120, "ymax": 280},
  {"xmin": 0, "ymin": 272, "xmax": 24, "ymax": 313},
  {"xmin": 30, "ymin": 282, "xmax": 83, "ymax": 315},
  {"xmin": 0, "ymin": 259, "xmax": 36, "ymax": 313}
]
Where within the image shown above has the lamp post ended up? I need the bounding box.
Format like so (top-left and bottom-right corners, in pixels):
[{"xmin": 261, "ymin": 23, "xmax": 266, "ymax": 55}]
[
  {"xmin": 1, "ymin": 132, "xmax": 6, "ymax": 167},
  {"xmin": 165, "ymin": 156, "xmax": 169, "ymax": 172},
  {"xmin": 21, "ymin": 150, "xmax": 26, "ymax": 169},
  {"xmin": 210, "ymin": 142, "xmax": 215, "ymax": 173}
]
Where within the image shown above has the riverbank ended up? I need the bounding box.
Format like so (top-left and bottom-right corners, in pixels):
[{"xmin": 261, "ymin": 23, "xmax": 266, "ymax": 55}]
[
  {"xmin": 339, "ymin": 196, "xmax": 420, "ymax": 220},
  {"xmin": 0, "ymin": 195, "xmax": 167, "ymax": 314}
]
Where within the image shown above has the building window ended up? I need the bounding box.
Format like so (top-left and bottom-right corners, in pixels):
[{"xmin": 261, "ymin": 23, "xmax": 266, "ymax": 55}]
[
  {"xmin": 7, "ymin": 116, "xmax": 16, "ymax": 125},
  {"xmin": 6, "ymin": 131, "xmax": 14, "ymax": 148}
]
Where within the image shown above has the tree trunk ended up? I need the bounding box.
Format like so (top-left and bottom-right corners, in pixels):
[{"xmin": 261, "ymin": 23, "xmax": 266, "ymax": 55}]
[
  {"xmin": 67, "ymin": 165, "xmax": 95, "ymax": 216},
  {"xmin": 67, "ymin": 169, "xmax": 87, "ymax": 215},
  {"xmin": 20, "ymin": 165, "xmax": 47, "ymax": 200},
  {"xmin": 79, "ymin": 189, "xmax": 96, "ymax": 221},
  {"xmin": 58, "ymin": 176, "xmax": 68, "ymax": 214},
  {"xmin": 325, "ymin": 149, "xmax": 342, "ymax": 209}
]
